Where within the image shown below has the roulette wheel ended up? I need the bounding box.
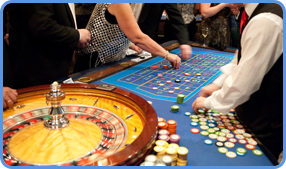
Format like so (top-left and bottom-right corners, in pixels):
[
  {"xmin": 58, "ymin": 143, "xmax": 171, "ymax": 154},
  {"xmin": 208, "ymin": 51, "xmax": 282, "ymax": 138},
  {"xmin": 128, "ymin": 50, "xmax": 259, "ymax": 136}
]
[{"xmin": 3, "ymin": 82, "xmax": 158, "ymax": 166}]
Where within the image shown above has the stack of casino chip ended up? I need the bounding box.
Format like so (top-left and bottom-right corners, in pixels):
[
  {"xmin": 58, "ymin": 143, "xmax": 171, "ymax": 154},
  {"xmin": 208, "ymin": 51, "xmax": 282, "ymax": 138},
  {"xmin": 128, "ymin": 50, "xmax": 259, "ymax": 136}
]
[
  {"xmin": 158, "ymin": 155, "xmax": 173, "ymax": 166},
  {"xmin": 158, "ymin": 117, "xmax": 168, "ymax": 130},
  {"xmin": 155, "ymin": 140, "xmax": 169, "ymax": 148},
  {"xmin": 177, "ymin": 147, "xmax": 188, "ymax": 166},
  {"xmin": 153, "ymin": 146, "xmax": 167, "ymax": 158},
  {"xmin": 166, "ymin": 147, "xmax": 178, "ymax": 166},
  {"xmin": 167, "ymin": 120, "xmax": 177, "ymax": 134},
  {"xmin": 169, "ymin": 134, "xmax": 180, "ymax": 144}
]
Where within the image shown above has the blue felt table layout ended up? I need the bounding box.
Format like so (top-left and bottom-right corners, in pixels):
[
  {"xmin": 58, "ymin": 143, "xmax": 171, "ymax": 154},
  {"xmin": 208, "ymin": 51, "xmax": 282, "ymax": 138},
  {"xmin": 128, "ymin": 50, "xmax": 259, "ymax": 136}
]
[{"xmin": 92, "ymin": 46, "xmax": 274, "ymax": 166}]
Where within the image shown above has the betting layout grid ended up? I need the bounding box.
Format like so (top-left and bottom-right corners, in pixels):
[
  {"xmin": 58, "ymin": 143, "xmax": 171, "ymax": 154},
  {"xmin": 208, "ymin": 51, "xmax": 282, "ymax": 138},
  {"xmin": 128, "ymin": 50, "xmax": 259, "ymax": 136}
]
[{"xmin": 102, "ymin": 49, "xmax": 233, "ymax": 102}]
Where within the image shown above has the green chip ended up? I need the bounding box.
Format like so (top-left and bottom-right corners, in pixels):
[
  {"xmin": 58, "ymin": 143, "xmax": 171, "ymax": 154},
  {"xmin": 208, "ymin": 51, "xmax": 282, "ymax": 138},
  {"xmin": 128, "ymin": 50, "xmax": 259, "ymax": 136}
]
[
  {"xmin": 171, "ymin": 105, "xmax": 179, "ymax": 112},
  {"xmin": 192, "ymin": 119, "xmax": 199, "ymax": 122},
  {"xmin": 218, "ymin": 132, "xmax": 227, "ymax": 137},
  {"xmin": 199, "ymin": 121, "xmax": 207, "ymax": 126},
  {"xmin": 198, "ymin": 109, "xmax": 205, "ymax": 114},
  {"xmin": 252, "ymin": 149, "xmax": 263, "ymax": 156},
  {"xmin": 218, "ymin": 147, "xmax": 228, "ymax": 154},
  {"xmin": 207, "ymin": 128, "xmax": 216, "ymax": 134},
  {"xmin": 236, "ymin": 148, "xmax": 247, "ymax": 154},
  {"xmin": 190, "ymin": 115, "xmax": 198, "ymax": 119},
  {"xmin": 215, "ymin": 131, "xmax": 220, "ymax": 135},
  {"xmin": 200, "ymin": 131, "xmax": 209, "ymax": 136},
  {"xmin": 176, "ymin": 94, "xmax": 185, "ymax": 104}
]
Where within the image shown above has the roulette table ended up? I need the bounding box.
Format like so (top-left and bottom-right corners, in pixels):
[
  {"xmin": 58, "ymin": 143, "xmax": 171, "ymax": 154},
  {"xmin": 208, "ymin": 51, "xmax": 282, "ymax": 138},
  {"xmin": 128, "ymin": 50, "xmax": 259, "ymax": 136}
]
[{"xmin": 3, "ymin": 41, "xmax": 278, "ymax": 166}]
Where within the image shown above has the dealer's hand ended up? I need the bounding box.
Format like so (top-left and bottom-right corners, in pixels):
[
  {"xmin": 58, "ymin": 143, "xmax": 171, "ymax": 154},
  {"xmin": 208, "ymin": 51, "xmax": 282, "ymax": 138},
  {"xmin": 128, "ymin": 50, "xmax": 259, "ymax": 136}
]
[{"xmin": 192, "ymin": 96, "xmax": 208, "ymax": 114}]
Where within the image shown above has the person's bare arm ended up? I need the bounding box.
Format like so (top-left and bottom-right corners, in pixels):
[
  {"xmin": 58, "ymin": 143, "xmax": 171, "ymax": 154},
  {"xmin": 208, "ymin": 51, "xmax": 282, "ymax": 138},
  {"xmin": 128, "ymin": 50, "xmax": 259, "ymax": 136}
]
[{"xmin": 200, "ymin": 3, "xmax": 232, "ymax": 18}]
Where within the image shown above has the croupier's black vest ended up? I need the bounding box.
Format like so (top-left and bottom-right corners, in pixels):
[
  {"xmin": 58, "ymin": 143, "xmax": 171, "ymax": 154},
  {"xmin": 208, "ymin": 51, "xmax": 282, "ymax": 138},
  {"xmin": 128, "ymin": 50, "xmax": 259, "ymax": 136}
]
[{"xmin": 236, "ymin": 3, "xmax": 283, "ymax": 160}]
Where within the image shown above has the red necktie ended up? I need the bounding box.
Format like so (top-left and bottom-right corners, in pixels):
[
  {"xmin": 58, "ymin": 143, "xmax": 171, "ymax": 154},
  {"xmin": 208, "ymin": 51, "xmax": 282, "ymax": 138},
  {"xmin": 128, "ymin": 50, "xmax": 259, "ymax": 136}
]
[{"xmin": 240, "ymin": 10, "xmax": 249, "ymax": 34}]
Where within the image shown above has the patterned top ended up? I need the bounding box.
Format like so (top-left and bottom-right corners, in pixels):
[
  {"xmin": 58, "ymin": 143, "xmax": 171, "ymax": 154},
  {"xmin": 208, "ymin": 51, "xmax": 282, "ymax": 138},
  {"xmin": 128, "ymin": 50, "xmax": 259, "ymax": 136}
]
[
  {"xmin": 79, "ymin": 3, "xmax": 130, "ymax": 65},
  {"xmin": 176, "ymin": 3, "xmax": 195, "ymax": 24}
]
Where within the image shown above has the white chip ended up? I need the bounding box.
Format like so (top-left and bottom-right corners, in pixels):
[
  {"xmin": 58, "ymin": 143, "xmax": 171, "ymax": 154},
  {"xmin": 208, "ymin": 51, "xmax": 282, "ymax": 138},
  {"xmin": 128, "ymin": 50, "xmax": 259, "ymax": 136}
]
[
  {"xmin": 222, "ymin": 119, "xmax": 231, "ymax": 123},
  {"xmin": 235, "ymin": 135, "xmax": 245, "ymax": 140},
  {"xmin": 226, "ymin": 133, "xmax": 234, "ymax": 138},
  {"xmin": 199, "ymin": 118, "xmax": 207, "ymax": 122},
  {"xmin": 221, "ymin": 129, "xmax": 230, "ymax": 134},
  {"xmin": 243, "ymin": 132, "xmax": 252, "ymax": 138},
  {"xmin": 217, "ymin": 136, "xmax": 227, "ymax": 142},
  {"xmin": 200, "ymin": 125, "xmax": 209, "ymax": 130},
  {"xmin": 224, "ymin": 142, "xmax": 235, "ymax": 148},
  {"xmin": 168, "ymin": 90, "xmax": 174, "ymax": 94},
  {"xmin": 166, "ymin": 80, "xmax": 172, "ymax": 83},
  {"xmin": 184, "ymin": 80, "xmax": 190, "ymax": 82},
  {"xmin": 226, "ymin": 151, "xmax": 237, "ymax": 158},
  {"xmin": 152, "ymin": 87, "xmax": 158, "ymax": 90},
  {"xmin": 248, "ymin": 139, "xmax": 258, "ymax": 145},
  {"xmin": 236, "ymin": 129, "xmax": 245, "ymax": 134},
  {"xmin": 209, "ymin": 134, "xmax": 218, "ymax": 139}
]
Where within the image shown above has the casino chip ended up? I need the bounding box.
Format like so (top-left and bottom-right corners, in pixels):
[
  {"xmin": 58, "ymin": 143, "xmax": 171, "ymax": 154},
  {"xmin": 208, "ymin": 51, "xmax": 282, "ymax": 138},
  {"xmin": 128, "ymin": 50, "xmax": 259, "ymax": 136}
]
[
  {"xmin": 248, "ymin": 139, "xmax": 257, "ymax": 145},
  {"xmin": 238, "ymin": 139, "xmax": 247, "ymax": 145},
  {"xmin": 190, "ymin": 115, "xmax": 198, "ymax": 119},
  {"xmin": 145, "ymin": 155, "xmax": 158, "ymax": 162},
  {"xmin": 171, "ymin": 105, "xmax": 179, "ymax": 112},
  {"xmin": 184, "ymin": 112, "xmax": 191, "ymax": 116},
  {"xmin": 175, "ymin": 79, "xmax": 181, "ymax": 83},
  {"xmin": 236, "ymin": 148, "xmax": 247, "ymax": 154},
  {"xmin": 195, "ymin": 73, "xmax": 201, "ymax": 76},
  {"xmin": 224, "ymin": 142, "xmax": 235, "ymax": 148},
  {"xmin": 190, "ymin": 122, "xmax": 199, "ymax": 127},
  {"xmin": 218, "ymin": 147, "xmax": 228, "ymax": 154},
  {"xmin": 174, "ymin": 87, "xmax": 180, "ymax": 90},
  {"xmin": 215, "ymin": 142, "xmax": 224, "ymax": 147},
  {"xmin": 228, "ymin": 138, "xmax": 238, "ymax": 143},
  {"xmin": 191, "ymin": 128, "xmax": 200, "ymax": 134},
  {"xmin": 152, "ymin": 87, "xmax": 158, "ymax": 90},
  {"xmin": 245, "ymin": 144, "xmax": 255, "ymax": 150},
  {"xmin": 157, "ymin": 73, "xmax": 163, "ymax": 77},
  {"xmin": 209, "ymin": 134, "xmax": 218, "ymax": 139},
  {"xmin": 199, "ymin": 122, "xmax": 207, "ymax": 126},
  {"xmin": 184, "ymin": 73, "xmax": 191, "ymax": 76},
  {"xmin": 168, "ymin": 90, "xmax": 174, "ymax": 94},
  {"xmin": 191, "ymin": 119, "xmax": 199, "ymax": 122},
  {"xmin": 252, "ymin": 149, "xmax": 263, "ymax": 156},
  {"xmin": 235, "ymin": 135, "xmax": 245, "ymax": 140},
  {"xmin": 217, "ymin": 136, "xmax": 227, "ymax": 142},
  {"xmin": 200, "ymin": 125, "xmax": 209, "ymax": 130},
  {"xmin": 236, "ymin": 151, "xmax": 246, "ymax": 157},
  {"xmin": 226, "ymin": 151, "xmax": 237, "ymax": 158},
  {"xmin": 198, "ymin": 109, "xmax": 205, "ymax": 114},
  {"xmin": 158, "ymin": 83, "xmax": 165, "ymax": 87},
  {"xmin": 226, "ymin": 133, "xmax": 234, "ymax": 138},
  {"xmin": 204, "ymin": 139, "xmax": 213, "ymax": 145},
  {"xmin": 200, "ymin": 131, "xmax": 209, "ymax": 136},
  {"xmin": 166, "ymin": 80, "xmax": 172, "ymax": 83},
  {"xmin": 184, "ymin": 80, "xmax": 190, "ymax": 83}
]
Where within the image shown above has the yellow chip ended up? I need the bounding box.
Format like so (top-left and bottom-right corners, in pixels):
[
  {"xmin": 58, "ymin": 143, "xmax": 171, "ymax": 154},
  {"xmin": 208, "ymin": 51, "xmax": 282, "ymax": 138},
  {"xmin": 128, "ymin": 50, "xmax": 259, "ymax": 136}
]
[
  {"xmin": 154, "ymin": 146, "xmax": 166, "ymax": 153},
  {"xmin": 156, "ymin": 140, "xmax": 168, "ymax": 147},
  {"xmin": 166, "ymin": 147, "xmax": 177, "ymax": 155},
  {"xmin": 177, "ymin": 147, "xmax": 189, "ymax": 155},
  {"xmin": 169, "ymin": 143, "xmax": 179, "ymax": 150}
]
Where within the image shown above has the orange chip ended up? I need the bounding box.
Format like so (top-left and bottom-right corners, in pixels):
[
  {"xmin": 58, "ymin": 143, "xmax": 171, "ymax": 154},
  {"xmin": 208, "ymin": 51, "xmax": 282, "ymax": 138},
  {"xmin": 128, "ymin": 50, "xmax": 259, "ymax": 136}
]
[
  {"xmin": 195, "ymin": 73, "xmax": 201, "ymax": 76},
  {"xmin": 167, "ymin": 120, "xmax": 177, "ymax": 125},
  {"xmin": 191, "ymin": 128, "xmax": 200, "ymax": 134},
  {"xmin": 245, "ymin": 144, "xmax": 255, "ymax": 150},
  {"xmin": 163, "ymin": 65, "xmax": 169, "ymax": 69},
  {"xmin": 158, "ymin": 117, "xmax": 166, "ymax": 123},
  {"xmin": 174, "ymin": 87, "xmax": 180, "ymax": 90}
]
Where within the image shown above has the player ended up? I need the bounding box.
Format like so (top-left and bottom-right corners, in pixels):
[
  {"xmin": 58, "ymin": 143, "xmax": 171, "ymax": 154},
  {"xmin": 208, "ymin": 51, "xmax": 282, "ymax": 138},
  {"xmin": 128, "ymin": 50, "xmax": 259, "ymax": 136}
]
[
  {"xmin": 3, "ymin": 87, "xmax": 18, "ymax": 109},
  {"xmin": 192, "ymin": 3, "xmax": 282, "ymax": 160},
  {"xmin": 74, "ymin": 3, "xmax": 182, "ymax": 72}
]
